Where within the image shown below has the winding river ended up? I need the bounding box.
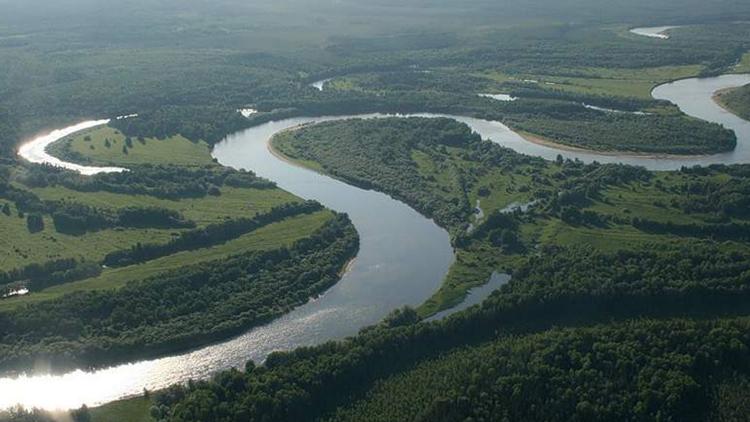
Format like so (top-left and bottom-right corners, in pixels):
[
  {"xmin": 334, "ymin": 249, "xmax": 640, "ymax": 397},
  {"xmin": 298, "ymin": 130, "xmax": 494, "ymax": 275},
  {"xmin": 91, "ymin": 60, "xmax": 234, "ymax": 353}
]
[{"xmin": 4, "ymin": 72, "xmax": 750, "ymax": 410}]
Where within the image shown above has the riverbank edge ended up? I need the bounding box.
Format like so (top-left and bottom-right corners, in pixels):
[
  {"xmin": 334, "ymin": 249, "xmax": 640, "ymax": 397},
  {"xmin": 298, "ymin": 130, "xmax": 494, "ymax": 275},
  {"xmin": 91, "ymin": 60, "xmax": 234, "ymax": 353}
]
[
  {"xmin": 713, "ymin": 86, "xmax": 750, "ymax": 122},
  {"xmin": 268, "ymin": 127, "xmax": 506, "ymax": 319},
  {"xmin": 516, "ymin": 130, "xmax": 716, "ymax": 160},
  {"xmin": 2, "ymin": 130, "xmax": 363, "ymax": 377},
  {"xmin": 9, "ymin": 68, "xmax": 749, "ymax": 412}
]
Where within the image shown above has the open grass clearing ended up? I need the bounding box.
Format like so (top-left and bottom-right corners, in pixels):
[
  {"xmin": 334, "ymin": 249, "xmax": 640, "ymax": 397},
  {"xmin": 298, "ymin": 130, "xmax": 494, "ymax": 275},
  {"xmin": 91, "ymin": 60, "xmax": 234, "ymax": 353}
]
[
  {"xmin": 64, "ymin": 125, "xmax": 216, "ymax": 167},
  {"xmin": 0, "ymin": 211, "xmax": 332, "ymax": 312}
]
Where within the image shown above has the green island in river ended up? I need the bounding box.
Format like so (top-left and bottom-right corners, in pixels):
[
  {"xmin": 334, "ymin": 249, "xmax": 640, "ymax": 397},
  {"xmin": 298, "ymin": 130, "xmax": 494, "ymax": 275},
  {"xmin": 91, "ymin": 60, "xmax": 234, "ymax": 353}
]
[
  {"xmin": 271, "ymin": 117, "xmax": 750, "ymax": 315},
  {"xmin": 152, "ymin": 116, "xmax": 750, "ymax": 422}
]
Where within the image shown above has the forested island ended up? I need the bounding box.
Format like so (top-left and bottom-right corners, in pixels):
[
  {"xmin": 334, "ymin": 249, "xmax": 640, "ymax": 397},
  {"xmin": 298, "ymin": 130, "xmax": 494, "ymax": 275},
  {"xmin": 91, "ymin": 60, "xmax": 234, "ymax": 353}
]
[{"xmin": 272, "ymin": 117, "xmax": 750, "ymax": 311}]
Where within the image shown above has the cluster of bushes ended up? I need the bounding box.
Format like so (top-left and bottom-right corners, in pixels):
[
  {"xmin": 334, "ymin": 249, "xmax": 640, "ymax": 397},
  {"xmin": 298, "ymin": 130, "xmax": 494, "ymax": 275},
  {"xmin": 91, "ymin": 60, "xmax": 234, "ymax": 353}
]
[
  {"xmin": 25, "ymin": 213, "xmax": 44, "ymax": 233},
  {"xmin": 632, "ymin": 217, "xmax": 750, "ymax": 241},
  {"xmin": 109, "ymin": 105, "xmax": 251, "ymax": 146},
  {"xmin": 457, "ymin": 210, "xmax": 525, "ymax": 251},
  {"xmin": 273, "ymin": 117, "xmax": 540, "ymax": 233},
  {"xmin": 0, "ymin": 181, "xmax": 45, "ymax": 214},
  {"xmin": 672, "ymin": 172, "xmax": 750, "ymax": 218},
  {"xmin": 51, "ymin": 202, "xmax": 194, "ymax": 235},
  {"xmin": 0, "ymin": 258, "xmax": 101, "ymax": 293}
]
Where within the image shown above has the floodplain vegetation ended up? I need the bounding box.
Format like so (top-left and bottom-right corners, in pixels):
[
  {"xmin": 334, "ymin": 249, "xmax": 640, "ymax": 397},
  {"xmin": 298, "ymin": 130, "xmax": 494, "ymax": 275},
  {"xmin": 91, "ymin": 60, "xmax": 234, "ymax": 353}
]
[
  {"xmin": 0, "ymin": 131, "xmax": 359, "ymax": 373},
  {"xmin": 1, "ymin": 0, "xmax": 750, "ymax": 421}
]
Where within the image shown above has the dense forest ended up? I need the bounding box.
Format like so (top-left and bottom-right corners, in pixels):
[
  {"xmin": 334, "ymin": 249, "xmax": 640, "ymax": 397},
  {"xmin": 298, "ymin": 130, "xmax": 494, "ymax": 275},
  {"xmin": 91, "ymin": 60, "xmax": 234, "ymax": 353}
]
[
  {"xmin": 16, "ymin": 164, "xmax": 275, "ymax": 200},
  {"xmin": 274, "ymin": 118, "xmax": 492, "ymax": 231},
  {"xmin": 322, "ymin": 318, "xmax": 750, "ymax": 422},
  {"xmin": 155, "ymin": 253, "xmax": 748, "ymax": 421}
]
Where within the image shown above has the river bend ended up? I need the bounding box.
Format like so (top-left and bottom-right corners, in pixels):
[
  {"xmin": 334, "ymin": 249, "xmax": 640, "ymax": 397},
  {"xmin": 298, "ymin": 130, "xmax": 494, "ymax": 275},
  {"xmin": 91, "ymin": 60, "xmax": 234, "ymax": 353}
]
[{"xmin": 5, "ymin": 73, "xmax": 750, "ymax": 410}]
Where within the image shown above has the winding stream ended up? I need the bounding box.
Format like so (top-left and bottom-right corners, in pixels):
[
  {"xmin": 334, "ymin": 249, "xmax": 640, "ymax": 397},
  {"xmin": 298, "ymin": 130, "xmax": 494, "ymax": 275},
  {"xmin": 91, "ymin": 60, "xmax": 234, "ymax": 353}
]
[{"xmin": 5, "ymin": 73, "xmax": 750, "ymax": 410}]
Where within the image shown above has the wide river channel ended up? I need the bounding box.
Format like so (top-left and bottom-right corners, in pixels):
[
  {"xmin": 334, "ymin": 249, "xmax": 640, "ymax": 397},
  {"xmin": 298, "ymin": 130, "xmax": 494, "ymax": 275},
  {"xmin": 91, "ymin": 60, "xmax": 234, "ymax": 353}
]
[{"xmin": 3, "ymin": 72, "xmax": 750, "ymax": 410}]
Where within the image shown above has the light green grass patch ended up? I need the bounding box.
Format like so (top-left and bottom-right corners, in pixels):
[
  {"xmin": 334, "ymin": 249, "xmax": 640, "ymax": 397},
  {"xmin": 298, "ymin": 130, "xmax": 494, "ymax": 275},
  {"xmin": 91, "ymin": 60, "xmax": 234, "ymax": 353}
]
[
  {"xmin": 0, "ymin": 184, "xmax": 296, "ymax": 271},
  {"xmin": 0, "ymin": 204, "xmax": 175, "ymax": 270},
  {"xmin": 30, "ymin": 185, "xmax": 297, "ymax": 226},
  {"xmin": 556, "ymin": 65, "xmax": 704, "ymax": 82},
  {"xmin": 471, "ymin": 70, "xmax": 516, "ymax": 84},
  {"xmin": 469, "ymin": 169, "xmax": 535, "ymax": 217},
  {"xmin": 591, "ymin": 184, "xmax": 699, "ymax": 224},
  {"xmin": 475, "ymin": 65, "xmax": 702, "ymax": 99},
  {"xmin": 66, "ymin": 126, "xmax": 215, "ymax": 167},
  {"xmin": 411, "ymin": 150, "xmax": 452, "ymax": 187},
  {"xmin": 0, "ymin": 211, "xmax": 332, "ymax": 311},
  {"xmin": 536, "ymin": 218, "xmax": 673, "ymax": 251},
  {"xmin": 537, "ymin": 67, "xmax": 702, "ymax": 99},
  {"xmin": 91, "ymin": 396, "xmax": 153, "ymax": 422},
  {"xmin": 328, "ymin": 78, "xmax": 361, "ymax": 91}
]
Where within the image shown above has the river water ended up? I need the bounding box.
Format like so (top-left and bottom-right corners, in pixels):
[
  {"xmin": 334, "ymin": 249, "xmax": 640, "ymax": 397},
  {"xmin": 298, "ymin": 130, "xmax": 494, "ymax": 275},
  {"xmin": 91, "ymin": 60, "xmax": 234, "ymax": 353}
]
[
  {"xmin": 16, "ymin": 120, "xmax": 125, "ymax": 175},
  {"xmin": 630, "ymin": 26, "xmax": 680, "ymax": 39},
  {"xmin": 5, "ymin": 73, "xmax": 749, "ymax": 410}
]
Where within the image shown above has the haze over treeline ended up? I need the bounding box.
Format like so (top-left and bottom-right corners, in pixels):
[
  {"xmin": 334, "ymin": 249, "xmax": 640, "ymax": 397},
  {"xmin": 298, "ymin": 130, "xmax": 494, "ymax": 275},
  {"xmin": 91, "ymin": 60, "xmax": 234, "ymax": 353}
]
[
  {"xmin": 0, "ymin": 0, "xmax": 746, "ymax": 151},
  {"xmin": 1, "ymin": 0, "xmax": 749, "ymax": 40}
]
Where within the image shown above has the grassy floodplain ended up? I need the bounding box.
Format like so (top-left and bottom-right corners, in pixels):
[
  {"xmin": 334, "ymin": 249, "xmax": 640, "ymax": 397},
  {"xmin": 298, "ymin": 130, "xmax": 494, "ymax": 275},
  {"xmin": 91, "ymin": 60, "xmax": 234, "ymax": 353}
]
[
  {"xmin": 271, "ymin": 117, "xmax": 750, "ymax": 315},
  {"xmin": 0, "ymin": 184, "xmax": 296, "ymax": 270},
  {"xmin": 51, "ymin": 126, "xmax": 216, "ymax": 167},
  {"xmin": 0, "ymin": 121, "xmax": 362, "ymax": 373},
  {"xmin": 161, "ymin": 116, "xmax": 750, "ymax": 422},
  {"xmin": 0, "ymin": 210, "xmax": 332, "ymax": 312},
  {"xmin": 90, "ymin": 397, "xmax": 153, "ymax": 422}
]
